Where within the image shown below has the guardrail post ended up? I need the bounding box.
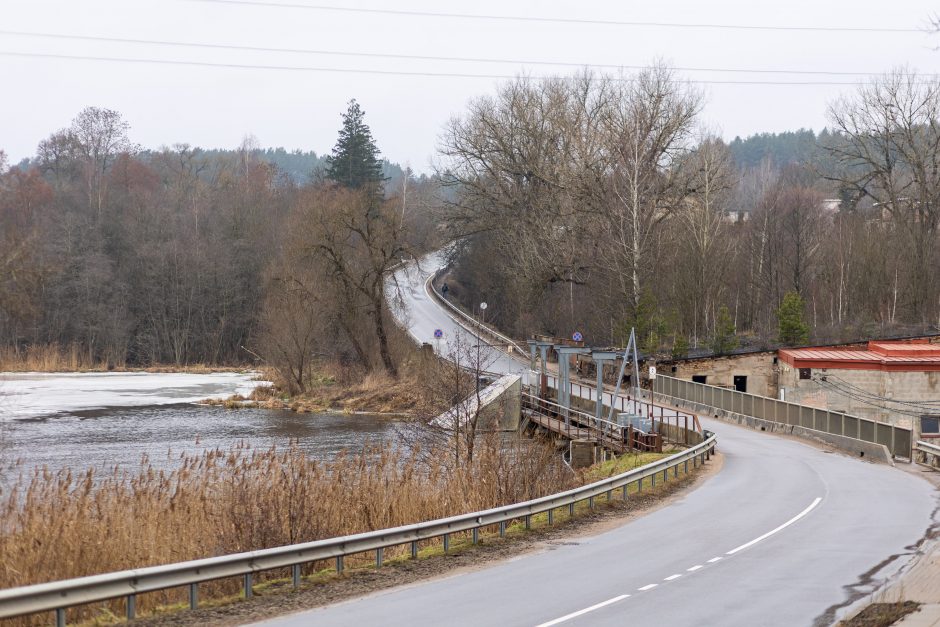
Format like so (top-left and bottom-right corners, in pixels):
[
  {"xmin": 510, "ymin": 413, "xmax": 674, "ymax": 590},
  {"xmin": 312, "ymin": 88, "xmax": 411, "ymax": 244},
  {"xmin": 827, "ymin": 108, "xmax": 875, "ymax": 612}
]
[
  {"xmin": 190, "ymin": 583, "xmax": 199, "ymax": 609},
  {"xmin": 376, "ymin": 548, "xmax": 384, "ymax": 567},
  {"xmin": 525, "ymin": 515, "xmax": 531, "ymax": 530},
  {"xmin": 443, "ymin": 533, "xmax": 450, "ymax": 553},
  {"xmin": 568, "ymin": 502, "xmax": 575, "ymax": 517},
  {"xmin": 472, "ymin": 528, "xmax": 479, "ymax": 544},
  {"xmin": 622, "ymin": 484, "xmax": 628, "ymax": 500},
  {"xmin": 588, "ymin": 496, "xmax": 595, "ymax": 510},
  {"xmin": 637, "ymin": 477, "xmax": 642, "ymax": 492},
  {"xmin": 499, "ymin": 521, "xmax": 506, "ymax": 537},
  {"xmin": 292, "ymin": 564, "xmax": 301, "ymax": 588},
  {"xmin": 336, "ymin": 555, "xmax": 344, "ymax": 573},
  {"xmin": 411, "ymin": 541, "xmax": 419, "ymax": 558},
  {"xmin": 244, "ymin": 573, "xmax": 253, "ymax": 599},
  {"xmin": 606, "ymin": 489, "xmax": 612, "ymax": 502},
  {"xmin": 126, "ymin": 594, "xmax": 136, "ymax": 620},
  {"xmin": 56, "ymin": 608, "xmax": 65, "ymax": 627},
  {"xmin": 548, "ymin": 509, "xmax": 554, "ymax": 525}
]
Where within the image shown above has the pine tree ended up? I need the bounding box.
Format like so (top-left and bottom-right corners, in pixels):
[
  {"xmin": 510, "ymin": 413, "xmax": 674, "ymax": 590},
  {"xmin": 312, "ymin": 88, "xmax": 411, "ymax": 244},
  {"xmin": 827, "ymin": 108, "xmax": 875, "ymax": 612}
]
[
  {"xmin": 325, "ymin": 99, "xmax": 385, "ymax": 190},
  {"xmin": 777, "ymin": 291, "xmax": 810, "ymax": 346},
  {"xmin": 710, "ymin": 306, "xmax": 738, "ymax": 354}
]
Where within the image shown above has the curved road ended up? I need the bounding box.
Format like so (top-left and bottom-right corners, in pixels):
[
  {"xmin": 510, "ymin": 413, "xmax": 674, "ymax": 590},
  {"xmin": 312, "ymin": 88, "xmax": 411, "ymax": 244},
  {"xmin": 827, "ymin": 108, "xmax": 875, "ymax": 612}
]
[{"xmin": 259, "ymin": 255, "xmax": 938, "ymax": 627}]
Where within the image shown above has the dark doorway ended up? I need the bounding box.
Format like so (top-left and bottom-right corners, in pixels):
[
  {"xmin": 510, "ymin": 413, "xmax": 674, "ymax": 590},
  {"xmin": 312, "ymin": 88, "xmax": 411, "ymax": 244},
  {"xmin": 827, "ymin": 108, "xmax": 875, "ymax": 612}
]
[
  {"xmin": 692, "ymin": 375, "xmax": 707, "ymax": 384},
  {"xmin": 733, "ymin": 375, "xmax": 747, "ymax": 393}
]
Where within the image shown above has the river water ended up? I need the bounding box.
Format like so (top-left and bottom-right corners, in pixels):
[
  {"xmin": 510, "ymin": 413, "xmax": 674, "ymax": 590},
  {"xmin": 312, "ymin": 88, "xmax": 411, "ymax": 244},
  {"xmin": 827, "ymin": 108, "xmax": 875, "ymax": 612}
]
[{"xmin": 0, "ymin": 373, "xmax": 402, "ymax": 483}]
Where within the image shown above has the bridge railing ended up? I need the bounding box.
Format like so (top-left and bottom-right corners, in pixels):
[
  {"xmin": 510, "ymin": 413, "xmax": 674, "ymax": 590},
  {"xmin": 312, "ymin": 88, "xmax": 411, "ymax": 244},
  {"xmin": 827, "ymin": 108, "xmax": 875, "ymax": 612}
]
[
  {"xmin": 0, "ymin": 432, "xmax": 717, "ymax": 625},
  {"xmin": 914, "ymin": 440, "xmax": 940, "ymax": 468},
  {"xmin": 654, "ymin": 375, "xmax": 912, "ymax": 460}
]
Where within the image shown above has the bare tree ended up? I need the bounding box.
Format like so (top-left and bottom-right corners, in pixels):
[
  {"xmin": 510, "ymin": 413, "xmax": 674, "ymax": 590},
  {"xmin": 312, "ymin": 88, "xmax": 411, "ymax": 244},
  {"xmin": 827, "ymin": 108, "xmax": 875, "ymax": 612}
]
[{"xmin": 826, "ymin": 69, "xmax": 940, "ymax": 322}]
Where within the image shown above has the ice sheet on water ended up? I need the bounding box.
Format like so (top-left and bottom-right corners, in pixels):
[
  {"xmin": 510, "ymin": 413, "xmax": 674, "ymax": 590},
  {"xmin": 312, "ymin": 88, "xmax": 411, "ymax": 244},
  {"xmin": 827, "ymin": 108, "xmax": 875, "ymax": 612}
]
[{"xmin": 0, "ymin": 371, "xmax": 266, "ymax": 421}]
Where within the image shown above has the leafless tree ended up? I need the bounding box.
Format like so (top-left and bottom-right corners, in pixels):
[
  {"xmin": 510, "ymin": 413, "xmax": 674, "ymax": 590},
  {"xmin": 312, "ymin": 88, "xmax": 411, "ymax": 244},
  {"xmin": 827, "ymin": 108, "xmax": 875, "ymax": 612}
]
[{"xmin": 826, "ymin": 69, "xmax": 940, "ymax": 322}]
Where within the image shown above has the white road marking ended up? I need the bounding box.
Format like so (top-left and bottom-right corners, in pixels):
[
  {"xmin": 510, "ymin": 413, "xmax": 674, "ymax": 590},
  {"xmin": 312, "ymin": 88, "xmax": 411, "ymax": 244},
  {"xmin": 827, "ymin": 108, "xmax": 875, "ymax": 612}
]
[
  {"xmin": 726, "ymin": 497, "xmax": 823, "ymax": 555},
  {"xmin": 687, "ymin": 565, "xmax": 703, "ymax": 572},
  {"xmin": 664, "ymin": 574, "xmax": 682, "ymax": 581},
  {"xmin": 707, "ymin": 557, "xmax": 723, "ymax": 563},
  {"xmin": 638, "ymin": 584, "xmax": 658, "ymax": 591},
  {"xmin": 534, "ymin": 595, "xmax": 630, "ymax": 627}
]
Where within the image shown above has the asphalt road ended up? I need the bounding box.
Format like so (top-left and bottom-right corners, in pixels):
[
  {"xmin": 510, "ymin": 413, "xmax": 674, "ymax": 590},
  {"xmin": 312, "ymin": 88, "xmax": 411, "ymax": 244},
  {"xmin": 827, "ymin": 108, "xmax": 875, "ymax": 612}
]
[{"xmin": 257, "ymin": 256, "xmax": 939, "ymax": 627}]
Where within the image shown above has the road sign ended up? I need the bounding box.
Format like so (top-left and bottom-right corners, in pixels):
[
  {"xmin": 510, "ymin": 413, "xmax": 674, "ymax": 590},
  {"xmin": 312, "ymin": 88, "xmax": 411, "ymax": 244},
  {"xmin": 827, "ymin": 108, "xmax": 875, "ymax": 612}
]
[
  {"xmin": 649, "ymin": 366, "xmax": 657, "ymax": 379},
  {"xmin": 433, "ymin": 329, "xmax": 443, "ymax": 339},
  {"xmin": 480, "ymin": 302, "xmax": 487, "ymax": 310},
  {"xmin": 572, "ymin": 331, "xmax": 583, "ymax": 342}
]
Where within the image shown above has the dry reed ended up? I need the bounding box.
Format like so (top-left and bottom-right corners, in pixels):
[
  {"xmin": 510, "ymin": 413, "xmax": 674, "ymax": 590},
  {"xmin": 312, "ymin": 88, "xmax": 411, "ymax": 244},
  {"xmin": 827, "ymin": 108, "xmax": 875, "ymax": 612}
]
[{"xmin": 0, "ymin": 436, "xmax": 573, "ymax": 625}]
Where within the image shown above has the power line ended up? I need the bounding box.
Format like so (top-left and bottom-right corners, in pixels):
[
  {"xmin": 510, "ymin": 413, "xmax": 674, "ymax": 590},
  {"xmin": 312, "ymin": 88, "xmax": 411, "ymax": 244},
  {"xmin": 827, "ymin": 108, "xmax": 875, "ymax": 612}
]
[
  {"xmin": 3, "ymin": 50, "xmax": 934, "ymax": 86},
  {"xmin": 186, "ymin": 0, "xmax": 924, "ymax": 34},
  {"xmin": 0, "ymin": 29, "xmax": 921, "ymax": 78}
]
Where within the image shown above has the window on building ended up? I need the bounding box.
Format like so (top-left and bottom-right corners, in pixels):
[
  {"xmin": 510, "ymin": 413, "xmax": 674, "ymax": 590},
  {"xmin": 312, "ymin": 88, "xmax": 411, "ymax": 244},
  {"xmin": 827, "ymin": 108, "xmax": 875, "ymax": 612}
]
[
  {"xmin": 799, "ymin": 368, "xmax": 812, "ymax": 380},
  {"xmin": 922, "ymin": 415, "xmax": 940, "ymax": 438},
  {"xmin": 692, "ymin": 375, "xmax": 707, "ymax": 384}
]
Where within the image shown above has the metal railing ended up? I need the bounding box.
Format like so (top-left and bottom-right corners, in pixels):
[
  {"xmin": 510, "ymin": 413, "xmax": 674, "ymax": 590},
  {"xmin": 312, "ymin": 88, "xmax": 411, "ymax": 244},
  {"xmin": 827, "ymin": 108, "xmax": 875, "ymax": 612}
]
[
  {"xmin": 0, "ymin": 433, "xmax": 717, "ymax": 625},
  {"xmin": 522, "ymin": 392, "xmax": 663, "ymax": 452},
  {"xmin": 914, "ymin": 440, "xmax": 940, "ymax": 468},
  {"xmin": 654, "ymin": 375, "xmax": 913, "ymax": 460},
  {"xmin": 425, "ymin": 271, "xmax": 528, "ymax": 356}
]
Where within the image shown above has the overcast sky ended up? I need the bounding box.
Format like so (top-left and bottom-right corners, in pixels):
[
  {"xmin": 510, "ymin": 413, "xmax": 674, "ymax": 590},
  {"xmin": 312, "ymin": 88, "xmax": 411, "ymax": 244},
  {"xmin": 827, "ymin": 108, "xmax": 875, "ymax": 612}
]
[{"xmin": 1, "ymin": 0, "xmax": 937, "ymax": 171}]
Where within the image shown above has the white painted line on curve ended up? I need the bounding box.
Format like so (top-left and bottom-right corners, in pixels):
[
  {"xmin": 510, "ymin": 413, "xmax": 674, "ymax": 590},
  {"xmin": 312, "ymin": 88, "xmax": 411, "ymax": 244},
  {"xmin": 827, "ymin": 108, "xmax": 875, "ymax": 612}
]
[
  {"xmin": 664, "ymin": 574, "xmax": 682, "ymax": 581},
  {"xmin": 726, "ymin": 497, "xmax": 823, "ymax": 556},
  {"xmin": 638, "ymin": 584, "xmax": 658, "ymax": 591},
  {"xmin": 687, "ymin": 565, "xmax": 703, "ymax": 572},
  {"xmin": 707, "ymin": 557, "xmax": 723, "ymax": 563},
  {"xmin": 534, "ymin": 594, "xmax": 630, "ymax": 627}
]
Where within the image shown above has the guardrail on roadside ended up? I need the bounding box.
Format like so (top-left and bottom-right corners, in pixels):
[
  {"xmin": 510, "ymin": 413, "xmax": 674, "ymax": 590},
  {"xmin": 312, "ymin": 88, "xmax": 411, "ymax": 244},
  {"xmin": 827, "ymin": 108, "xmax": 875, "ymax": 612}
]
[
  {"xmin": 425, "ymin": 270, "xmax": 528, "ymax": 356},
  {"xmin": 914, "ymin": 440, "xmax": 940, "ymax": 468},
  {"xmin": 654, "ymin": 375, "xmax": 913, "ymax": 460},
  {"xmin": 0, "ymin": 432, "xmax": 717, "ymax": 625}
]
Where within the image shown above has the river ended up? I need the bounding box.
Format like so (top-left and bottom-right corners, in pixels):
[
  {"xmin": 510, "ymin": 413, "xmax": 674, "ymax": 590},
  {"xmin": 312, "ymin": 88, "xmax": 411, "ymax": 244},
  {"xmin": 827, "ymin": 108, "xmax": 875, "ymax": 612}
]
[{"xmin": 0, "ymin": 372, "xmax": 403, "ymax": 483}]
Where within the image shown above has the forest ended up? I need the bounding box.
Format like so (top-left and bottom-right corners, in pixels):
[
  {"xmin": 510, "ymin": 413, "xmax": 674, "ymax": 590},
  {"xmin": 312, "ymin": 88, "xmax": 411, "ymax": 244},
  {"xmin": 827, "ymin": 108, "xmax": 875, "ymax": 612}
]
[{"xmin": 1, "ymin": 66, "xmax": 938, "ymax": 378}]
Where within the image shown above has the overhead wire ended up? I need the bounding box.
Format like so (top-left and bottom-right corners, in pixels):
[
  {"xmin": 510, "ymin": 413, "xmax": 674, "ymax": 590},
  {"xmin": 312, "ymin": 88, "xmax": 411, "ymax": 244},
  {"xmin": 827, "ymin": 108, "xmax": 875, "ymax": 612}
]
[
  {"xmin": 1, "ymin": 50, "xmax": 935, "ymax": 86},
  {"xmin": 0, "ymin": 29, "xmax": 925, "ymax": 78},
  {"xmin": 184, "ymin": 0, "xmax": 925, "ymax": 34}
]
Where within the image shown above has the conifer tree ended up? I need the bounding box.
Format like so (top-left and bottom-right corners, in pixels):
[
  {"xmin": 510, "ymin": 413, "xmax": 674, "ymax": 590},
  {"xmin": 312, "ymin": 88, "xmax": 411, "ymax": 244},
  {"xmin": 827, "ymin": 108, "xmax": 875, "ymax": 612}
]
[
  {"xmin": 777, "ymin": 291, "xmax": 810, "ymax": 346},
  {"xmin": 325, "ymin": 99, "xmax": 385, "ymax": 190},
  {"xmin": 710, "ymin": 305, "xmax": 738, "ymax": 354}
]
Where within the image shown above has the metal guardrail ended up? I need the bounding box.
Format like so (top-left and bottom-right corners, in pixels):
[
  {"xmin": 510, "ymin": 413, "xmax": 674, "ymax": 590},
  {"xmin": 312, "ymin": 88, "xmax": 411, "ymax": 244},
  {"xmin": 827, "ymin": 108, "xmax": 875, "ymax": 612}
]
[
  {"xmin": 424, "ymin": 271, "xmax": 528, "ymax": 356},
  {"xmin": 654, "ymin": 375, "xmax": 913, "ymax": 460},
  {"xmin": 0, "ymin": 432, "xmax": 717, "ymax": 624},
  {"xmin": 914, "ymin": 440, "xmax": 940, "ymax": 468}
]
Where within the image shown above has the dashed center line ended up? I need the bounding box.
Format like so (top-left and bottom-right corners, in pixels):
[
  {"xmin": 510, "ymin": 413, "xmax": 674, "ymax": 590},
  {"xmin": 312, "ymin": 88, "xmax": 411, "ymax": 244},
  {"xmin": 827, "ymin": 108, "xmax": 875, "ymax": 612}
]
[
  {"xmin": 532, "ymin": 497, "xmax": 823, "ymax": 627},
  {"xmin": 533, "ymin": 595, "xmax": 630, "ymax": 627}
]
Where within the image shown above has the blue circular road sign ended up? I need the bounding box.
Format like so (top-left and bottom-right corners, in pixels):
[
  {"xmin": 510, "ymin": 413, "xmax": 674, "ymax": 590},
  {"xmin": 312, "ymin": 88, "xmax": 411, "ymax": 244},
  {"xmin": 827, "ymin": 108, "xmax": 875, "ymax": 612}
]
[
  {"xmin": 572, "ymin": 331, "xmax": 583, "ymax": 342},
  {"xmin": 434, "ymin": 329, "xmax": 444, "ymax": 339}
]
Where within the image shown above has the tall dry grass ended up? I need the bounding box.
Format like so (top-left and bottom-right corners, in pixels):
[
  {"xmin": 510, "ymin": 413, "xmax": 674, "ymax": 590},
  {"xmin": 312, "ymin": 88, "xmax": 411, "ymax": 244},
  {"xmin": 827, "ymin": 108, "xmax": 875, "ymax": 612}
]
[
  {"xmin": 0, "ymin": 436, "xmax": 573, "ymax": 625},
  {"xmin": 0, "ymin": 344, "xmax": 117, "ymax": 372}
]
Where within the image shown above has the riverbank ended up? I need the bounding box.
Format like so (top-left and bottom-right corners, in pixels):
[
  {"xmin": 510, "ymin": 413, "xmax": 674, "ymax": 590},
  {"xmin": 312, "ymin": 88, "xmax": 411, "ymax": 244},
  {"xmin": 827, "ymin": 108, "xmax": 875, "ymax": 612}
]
[
  {"xmin": 206, "ymin": 374, "xmax": 427, "ymax": 416},
  {"xmin": 0, "ymin": 344, "xmax": 253, "ymax": 374}
]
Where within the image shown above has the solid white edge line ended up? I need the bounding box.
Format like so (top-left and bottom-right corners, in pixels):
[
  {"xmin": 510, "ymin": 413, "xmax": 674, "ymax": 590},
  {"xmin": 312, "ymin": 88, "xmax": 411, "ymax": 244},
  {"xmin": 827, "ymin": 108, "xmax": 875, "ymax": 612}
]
[
  {"xmin": 534, "ymin": 595, "xmax": 630, "ymax": 627},
  {"xmin": 726, "ymin": 497, "xmax": 823, "ymax": 555},
  {"xmin": 664, "ymin": 574, "xmax": 682, "ymax": 581},
  {"xmin": 687, "ymin": 565, "xmax": 704, "ymax": 571},
  {"xmin": 638, "ymin": 583, "xmax": 658, "ymax": 591}
]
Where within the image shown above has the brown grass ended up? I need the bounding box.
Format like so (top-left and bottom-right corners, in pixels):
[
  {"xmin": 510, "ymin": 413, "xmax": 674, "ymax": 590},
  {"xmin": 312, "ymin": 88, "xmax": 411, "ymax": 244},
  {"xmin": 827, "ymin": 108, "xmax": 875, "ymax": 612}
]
[
  {"xmin": 0, "ymin": 436, "xmax": 575, "ymax": 625},
  {"xmin": 839, "ymin": 601, "xmax": 921, "ymax": 626},
  {"xmin": 0, "ymin": 344, "xmax": 250, "ymax": 373}
]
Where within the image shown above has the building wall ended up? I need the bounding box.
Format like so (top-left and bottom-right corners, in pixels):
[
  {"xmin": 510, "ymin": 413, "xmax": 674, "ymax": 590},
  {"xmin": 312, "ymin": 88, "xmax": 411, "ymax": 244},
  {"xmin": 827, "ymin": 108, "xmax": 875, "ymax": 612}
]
[
  {"xmin": 779, "ymin": 365, "xmax": 940, "ymax": 436},
  {"xmin": 664, "ymin": 352, "xmax": 777, "ymax": 397}
]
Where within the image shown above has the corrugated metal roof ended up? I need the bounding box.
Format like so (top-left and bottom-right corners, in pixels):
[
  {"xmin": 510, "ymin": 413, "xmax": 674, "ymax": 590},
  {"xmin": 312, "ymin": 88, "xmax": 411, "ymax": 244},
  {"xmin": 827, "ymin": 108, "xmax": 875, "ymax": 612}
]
[{"xmin": 779, "ymin": 341, "xmax": 940, "ymax": 370}]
